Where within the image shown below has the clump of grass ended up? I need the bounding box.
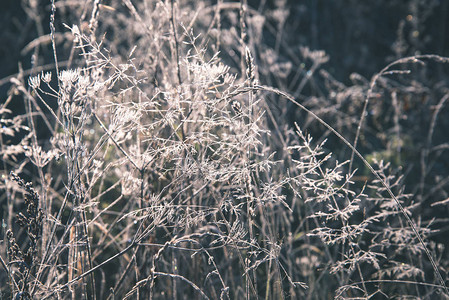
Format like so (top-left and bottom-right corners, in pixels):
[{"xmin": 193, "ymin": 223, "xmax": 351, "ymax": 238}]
[{"xmin": 1, "ymin": 1, "xmax": 449, "ymax": 299}]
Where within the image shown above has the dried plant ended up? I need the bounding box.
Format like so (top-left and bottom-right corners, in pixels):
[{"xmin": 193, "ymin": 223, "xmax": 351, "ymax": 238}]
[
  {"xmin": 1, "ymin": 1, "xmax": 449, "ymax": 299},
  {"xmin": 4, "ymin": 173, "xmax": 44, "ymax": 299}
]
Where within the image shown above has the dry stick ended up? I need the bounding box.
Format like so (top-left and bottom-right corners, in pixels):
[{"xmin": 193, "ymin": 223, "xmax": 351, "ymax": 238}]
[
  {"xmin": 79, "ymin": 201, "xmax": 96, "ymax": 300},
  {"xmin": 168, "ymin": 3, "xmax": 182, "ymax": 296},
  {"xmin": 49, "ymin": 0, "xmax": 60, "ymax": 78},
  {"xmin": 67, "ymin": 134, "xmax": 92, "ymax": 299},
  {"xmin": 255, "ymin": 84, "xmax": 449, "ymax": 296},
  {"xmin": 239, "ymin": 1, "xmax": 247, "ymax": 80},
  {"xmin": 170, "ymin": 0, "xmax": 182, "ymax": 86},
  {"xmin": 88, "ymin": 0, "xmax": 101, "ymax": 41},
  {"xmin": 136, "ymin": 171, "xmax": 146, "ymax": 299},
  {"xmin": 239, "ymin": 2, "xmax": 259, "ymax": 298}
]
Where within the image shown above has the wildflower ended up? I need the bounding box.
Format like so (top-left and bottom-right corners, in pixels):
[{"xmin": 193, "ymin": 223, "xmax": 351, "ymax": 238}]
[
  {"xmin": 41, "ymin": 71, "xmax": 52, "ymax": 83},
  {"xmin": 60, "ymin": 69, "xmax": 79, "ymax": 85},
  {"xmin": 28, "ymin": 74, "xmax": 40, "ymax": 89}
]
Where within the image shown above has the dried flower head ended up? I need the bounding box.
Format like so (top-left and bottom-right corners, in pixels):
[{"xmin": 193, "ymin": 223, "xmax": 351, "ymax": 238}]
[{"xmin": 28, "ymin": 74, "xmax": 40, "ymax": 89}]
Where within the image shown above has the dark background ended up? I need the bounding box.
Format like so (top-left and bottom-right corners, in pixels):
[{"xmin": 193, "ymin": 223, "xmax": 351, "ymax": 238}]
[{"xmin": 2, "ymin": 1, "xmax": 449, "ymax": 88}]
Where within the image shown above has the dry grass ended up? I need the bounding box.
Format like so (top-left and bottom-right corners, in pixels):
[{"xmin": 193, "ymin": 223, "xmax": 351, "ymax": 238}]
[{"xmin": 1, "ymin": 1, "xmax": 449, "ymax": 299}]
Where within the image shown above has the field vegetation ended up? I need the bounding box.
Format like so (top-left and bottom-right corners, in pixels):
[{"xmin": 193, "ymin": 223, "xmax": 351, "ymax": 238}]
[{"xmin": 1, "ymin": 1, "xmax": 449, "ymax": 299}]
